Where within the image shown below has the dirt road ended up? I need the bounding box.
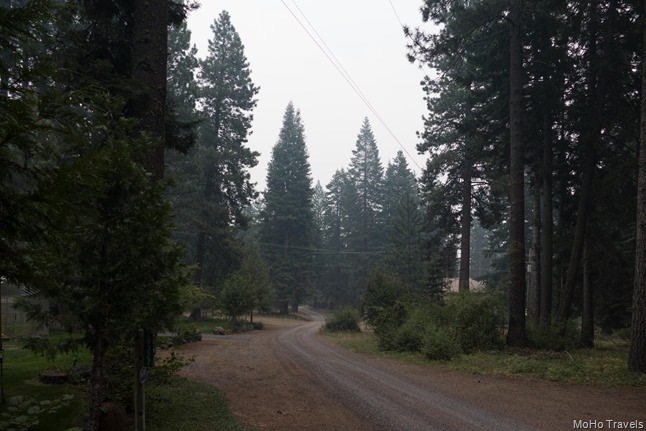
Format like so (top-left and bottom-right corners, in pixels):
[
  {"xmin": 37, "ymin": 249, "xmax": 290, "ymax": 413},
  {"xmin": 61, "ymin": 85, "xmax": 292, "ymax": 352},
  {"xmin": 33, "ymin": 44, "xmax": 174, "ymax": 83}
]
[{"xmin": 179, "ymin": 310, "xmax": 646, "ymax": 431}]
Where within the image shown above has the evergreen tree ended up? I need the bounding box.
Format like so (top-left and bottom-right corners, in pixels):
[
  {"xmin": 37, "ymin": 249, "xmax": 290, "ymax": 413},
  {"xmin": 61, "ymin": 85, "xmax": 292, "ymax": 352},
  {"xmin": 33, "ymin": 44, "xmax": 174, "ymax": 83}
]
[
  {"xmin": 348, "ymin": 117, "xmax": 384, "ymax": 246},
  {"xmin": 261, "ymin": 103, "xmax": 314, "ymax": 313},
  {"xmin": 382, "ymin": 151, "xmax": 424, "ymax": 292},
  {"xmin": 345, "ymin": 117, "xmax": 384, "ymax": 297},
  {"xmin": 166, "ymin": 16, "xmax": 200, "ymax": 155},
  {"xmin": 191, "ymin": 10, "xmax": 259, "ymax": 291},
  {"xmin": 311, "ymin": 181, "xmax": 326, "ymax": 306},
  {"xmin": 382, "ymin": 150, "xmax": 419, "ymax": 236}
]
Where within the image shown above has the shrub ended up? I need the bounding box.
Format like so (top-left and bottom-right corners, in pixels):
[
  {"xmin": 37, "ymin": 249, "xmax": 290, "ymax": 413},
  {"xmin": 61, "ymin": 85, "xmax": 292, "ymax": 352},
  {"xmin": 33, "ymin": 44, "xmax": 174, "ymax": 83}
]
[
  {"xmin": 361, "ymin": 270, "xmax": 404, "ymax": 327},
  {"xmin": 372, "ymin": 301, "xmax": 408, "ymax": 350},
  {"xmin": 448, "ymin": 293, "xmax": 505, "ymax": 353},
  {"xmin": 393, "ymin": 307, "xmax": 432, "ymax": 352},
  {"xmin": 421, "ymin": 323, "xmax": 461, "ymax": 361},
  {"xmin": 325, "ymin": 306, "xmax": 361, "ymax": 332}
]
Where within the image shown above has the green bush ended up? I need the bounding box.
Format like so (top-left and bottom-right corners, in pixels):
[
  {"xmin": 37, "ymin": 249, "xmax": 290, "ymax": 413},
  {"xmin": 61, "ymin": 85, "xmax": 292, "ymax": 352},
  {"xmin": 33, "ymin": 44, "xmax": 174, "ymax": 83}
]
[
  {"xmin": 421, "ymin": 323, "xmax": 461, "ymax": 361},
  {"xmin": 361, "ymin": 270, "xmax": 404, "ymax": 327},
  {"xmin": 393, "ymin": 307, "xmax": 432, "ymax": 352},
  {"xmin": 372, "ymin": 301, "xmax": 408, "ymax": 350},
  {"xmin": 448, "ymin": 293, "xmax": 505, "ymax": 353},
  {"xmin": 325, "ymin": 306, "xmax": 361, "ymax": 332}
]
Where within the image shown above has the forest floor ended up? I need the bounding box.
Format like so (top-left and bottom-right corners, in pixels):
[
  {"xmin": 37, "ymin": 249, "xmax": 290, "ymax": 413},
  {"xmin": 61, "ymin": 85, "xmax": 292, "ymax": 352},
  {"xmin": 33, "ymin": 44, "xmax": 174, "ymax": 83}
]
[{"xmin": 178, "ymin": 311, "xmax": 646, "ymax": 431}]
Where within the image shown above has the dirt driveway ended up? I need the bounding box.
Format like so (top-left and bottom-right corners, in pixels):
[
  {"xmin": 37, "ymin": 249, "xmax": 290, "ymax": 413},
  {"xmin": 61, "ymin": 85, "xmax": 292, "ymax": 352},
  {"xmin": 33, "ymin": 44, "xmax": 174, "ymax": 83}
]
[{"xmin": 179, "ymin": 310, "xmax": 646, "ymax": 431}]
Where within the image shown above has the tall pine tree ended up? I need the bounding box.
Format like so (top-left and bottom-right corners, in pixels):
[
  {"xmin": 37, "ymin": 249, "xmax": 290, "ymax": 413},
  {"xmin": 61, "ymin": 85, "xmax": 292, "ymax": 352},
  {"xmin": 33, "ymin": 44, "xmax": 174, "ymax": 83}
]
[
  {"xmin": 191, "ymin": 10, "xmax": 259, "ymax": 292},
  {"xmin": 261, "ymin": 103, "xmax": 314, "ymax": 313}
]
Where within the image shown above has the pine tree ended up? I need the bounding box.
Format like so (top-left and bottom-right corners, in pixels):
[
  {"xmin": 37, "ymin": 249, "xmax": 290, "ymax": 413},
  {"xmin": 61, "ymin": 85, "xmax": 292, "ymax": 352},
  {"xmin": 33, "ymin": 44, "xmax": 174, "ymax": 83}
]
[
  {"xmin": 311, "ymin": 181, "xmax": 326, "ymax": 306},
  {"xmin": 382, "ymin": 150, "xmax": 419, "ymax": 235},
  {"xmin": 346, "ymin": 118, "xmax": 384, "ymax": 296},
  {"xmin": 191, "ymin": 10, "xmax": 259, "ymax": 289},
  {"xmin": 382, "ymin": 151, "xmax": 424, "ymax": 292},
  {"xmin": 261, "ymin": 103, "xmax": 314, "ymax": 313},
  {"xmin": 348, "ymin": 117, "xmax": 384, "ymax": 246},
  {"xmin": 166, "ymin": 16, "xmax": 199, "ymax": 155}
]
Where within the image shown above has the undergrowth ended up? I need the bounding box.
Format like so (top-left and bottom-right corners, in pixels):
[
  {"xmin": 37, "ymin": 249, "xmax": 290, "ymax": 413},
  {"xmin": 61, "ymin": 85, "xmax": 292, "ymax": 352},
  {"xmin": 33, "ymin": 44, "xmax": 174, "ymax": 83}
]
[{"xmin": 323, "ymin": 330, "xmax": 646, "ymax": 388}]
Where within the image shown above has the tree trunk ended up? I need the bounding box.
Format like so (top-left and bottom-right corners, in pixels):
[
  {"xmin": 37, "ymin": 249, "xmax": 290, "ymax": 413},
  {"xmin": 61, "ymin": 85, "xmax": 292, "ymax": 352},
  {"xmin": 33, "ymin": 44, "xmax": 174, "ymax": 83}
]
[
  {"xmin": 628, "ymin": 0, "xmax": 646, "ymax": 373},
  {"xmin": 507, "ymin": 0, "xmax": 527, "ymax": 347},
  {"xmin": 530, "ymin": 170, "xmax": 541, "ymax": 328},
  {"xmin": 193, "ymin": 229, "xmax": 206, "ymax": 285},
  {"xmin": 458, "ymin": 161, "xmax": 472, "ymax": 293},
  {"xmin": 580, "ymin": 240, "xmax": 594, "ymax": 347},
  {"xmin": 557, "ymin": 0, "xmax": 614, "ymax": 333},
  {"xmin": 131, "ymin": 0, "xmax": 168, "ymax": 180},
  {"xmin": 556, "ymin": 143, "xmax": 595, "ymax": 332},
  {"xmin": 540, "ymin": 105, "xmax": 554, "ymax": 329},
  {"xmin": 85, "ymin": 331, "xmax": 106, "ymax": 431}
]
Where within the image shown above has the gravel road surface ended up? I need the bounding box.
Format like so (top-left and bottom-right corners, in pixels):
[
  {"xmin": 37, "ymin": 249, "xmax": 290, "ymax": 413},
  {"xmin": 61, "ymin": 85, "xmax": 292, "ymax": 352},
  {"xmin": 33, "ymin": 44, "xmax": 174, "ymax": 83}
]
[{"xmin": 179, "ymin": 309, "xmax": 646, "ymax": 431}]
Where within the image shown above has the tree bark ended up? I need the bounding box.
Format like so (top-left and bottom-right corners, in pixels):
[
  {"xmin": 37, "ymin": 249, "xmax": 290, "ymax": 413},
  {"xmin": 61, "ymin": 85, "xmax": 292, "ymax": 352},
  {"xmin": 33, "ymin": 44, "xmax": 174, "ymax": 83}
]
[
  {"xmin": 131, "ymin": 0, "xmax": 168, "ymax": 180},
  {"xmin": 580, "ymin": 240, "xmax": 594, "ymax": 347},
  {"xmin": 85, "ymin": 330, "xmax": 106, "ymax": 431},
  {"xmin": 506, "ymin": 0, "xmax": 527, "ymax": 347},
  {"xmin": 530, "ymin": 169, "xmax": 541, "ymax": 328},
  {"xmin": 557, "ymin": 0, "xmax": 614, "ymax": 333},
  {"xmin": 540, "ymin": 105, "xmax": 554, "ymax": 329},
  {"xmin": 458, "ymin": 161, "xmax": 472, "ymax": 293},
  {"xmin": 628, "ymin": 0, "xmax": 646, "ymax": 373}
]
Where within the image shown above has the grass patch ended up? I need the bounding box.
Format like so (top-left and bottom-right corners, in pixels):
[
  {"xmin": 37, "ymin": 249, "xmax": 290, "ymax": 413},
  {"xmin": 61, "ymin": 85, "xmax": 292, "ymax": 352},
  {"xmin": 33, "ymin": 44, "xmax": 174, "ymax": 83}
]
[
  {"xmin": 147, "ymin": 377, "xmax": 256, "ymax": 431},
  {"xmin": 321, "ymin": 329, "xmax": 646, "ymax": 389},
  {"xmin": 0, "ymin": 339, "xmax": 91, "ymax": 430}
]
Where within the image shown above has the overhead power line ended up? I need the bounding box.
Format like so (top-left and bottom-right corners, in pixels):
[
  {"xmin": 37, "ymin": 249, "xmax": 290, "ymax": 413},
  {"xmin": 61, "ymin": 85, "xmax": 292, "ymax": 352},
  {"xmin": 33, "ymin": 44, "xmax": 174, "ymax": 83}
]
[{"xmin": 279, "ymin": 0, "xmax": 422, "ymax": 171}]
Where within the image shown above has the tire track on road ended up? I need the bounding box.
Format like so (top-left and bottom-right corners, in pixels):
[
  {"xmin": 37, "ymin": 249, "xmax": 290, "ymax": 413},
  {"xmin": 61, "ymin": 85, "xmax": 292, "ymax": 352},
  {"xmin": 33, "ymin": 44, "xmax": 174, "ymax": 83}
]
[{"xmin": 278, "ymin": 310, "xmax": 540, "ymax": 431}]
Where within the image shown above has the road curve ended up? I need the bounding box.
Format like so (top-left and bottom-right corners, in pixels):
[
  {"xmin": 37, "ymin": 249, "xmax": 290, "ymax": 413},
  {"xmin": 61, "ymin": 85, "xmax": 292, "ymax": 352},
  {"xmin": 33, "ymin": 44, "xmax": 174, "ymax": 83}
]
[{"xmin": 277, "ymin": 309, "xmax": 540, "ymax": 431}]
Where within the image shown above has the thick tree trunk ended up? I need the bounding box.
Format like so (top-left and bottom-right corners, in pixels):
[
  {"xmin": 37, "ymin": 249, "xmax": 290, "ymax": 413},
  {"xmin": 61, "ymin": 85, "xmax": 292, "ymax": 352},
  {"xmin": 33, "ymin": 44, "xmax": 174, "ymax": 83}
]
[
  {"xmin": 507, "ymin": 0, "xmax": 527, "ymax": 347},
  {"xmin": 131, "ymin": 0, "xmax": 168, "ymax": 180},
  {"xmin": 540, "ymin": 106, "xmax": 554, "ymax": 329},
  {"xmin": 628, "ymin": 0, "xmax": 646, "ymax": 373},
  {"xmin": 458, "ymin": 162, "xmax": 472, "ymax": 293},
  {"xmin": 580, "ymin": 240, "xmax": 594, "ymax": 347}
]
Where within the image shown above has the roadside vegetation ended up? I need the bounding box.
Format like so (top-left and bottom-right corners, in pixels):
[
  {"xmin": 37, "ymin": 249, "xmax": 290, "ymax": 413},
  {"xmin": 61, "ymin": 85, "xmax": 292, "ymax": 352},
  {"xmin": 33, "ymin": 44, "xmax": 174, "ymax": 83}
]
[
  {"xmin": 324, "ymin": 328, "xmax": 646, "ymax": 389},
  {"xmin": 0, "ymin": 331, "xmax": 254, "ymax": 431},
  {"xmin": 320, "ymin": 271, "xmax": 646, "ymax": 389}
]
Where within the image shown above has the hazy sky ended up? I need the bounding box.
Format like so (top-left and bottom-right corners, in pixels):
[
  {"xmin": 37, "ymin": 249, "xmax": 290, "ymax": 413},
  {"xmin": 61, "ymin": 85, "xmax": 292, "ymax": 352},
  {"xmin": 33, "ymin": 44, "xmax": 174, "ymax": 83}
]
[{"xmin": 186, "ymin": 0, "xmax": 432, "ymax": 191}]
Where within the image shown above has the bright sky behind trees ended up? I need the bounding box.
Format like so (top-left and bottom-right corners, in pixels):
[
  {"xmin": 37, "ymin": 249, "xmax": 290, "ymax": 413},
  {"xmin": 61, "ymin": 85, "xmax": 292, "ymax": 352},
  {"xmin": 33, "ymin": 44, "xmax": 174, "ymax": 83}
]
[{"xmin": 187, "ymin": 0, "xmax": 430, "ymax": 191}]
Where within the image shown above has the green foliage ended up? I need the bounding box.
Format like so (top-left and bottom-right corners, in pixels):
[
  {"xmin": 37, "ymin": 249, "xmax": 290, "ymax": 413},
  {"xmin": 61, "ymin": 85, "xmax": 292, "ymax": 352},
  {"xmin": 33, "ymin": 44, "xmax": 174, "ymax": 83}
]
[
  {"xmin": 361, "ymin": 270, "xmax": 404, "ymax": 327},
  {"xmin": 149, "ymin": 351, "xmax": 196, "ymax": 386},
  {"xmin": 421, "ymin": 323, "xmax": 462, "ymax": 361},
  {"xmin": 0, "ymin": 394, "xmax": 76, "ymax": 431},
  {"xmin": 21, "ymin": 336, "xmax": 84, "ymax": 365},
  {"xmin": 260, "ymin": 103, "xmax": 315, "ymax": 313},
  {"xmin": 447, "ymin": 293, "xmax": 505, "ymax": 353},
  {"xmin": 324, "ymin": 306, "xmax": 361, "ymax": 332},
  {"xmin": 527, "ymin": 324, "xmax": 580, "ymax": 352},
  {"xmin": 372, "ymin": 301, "xmax": 408, "ymax": 351},
  {"xmin": 368, "ymin": 292, "xmax": 504, "ymax": 359},
  {"xmin": 393, "ymin": 307, "xmax": 433, "ymax": 353},
  {"xmin": 220, "ymin": 273, "xmax": 255, "ymax": 322}
]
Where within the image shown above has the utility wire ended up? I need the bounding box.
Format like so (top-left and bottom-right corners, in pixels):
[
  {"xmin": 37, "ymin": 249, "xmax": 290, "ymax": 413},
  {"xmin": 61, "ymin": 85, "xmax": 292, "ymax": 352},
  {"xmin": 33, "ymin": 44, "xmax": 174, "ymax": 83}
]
[{"xmin": 279, "ymin": 0, "xmax": 422, "ymax": 171}]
